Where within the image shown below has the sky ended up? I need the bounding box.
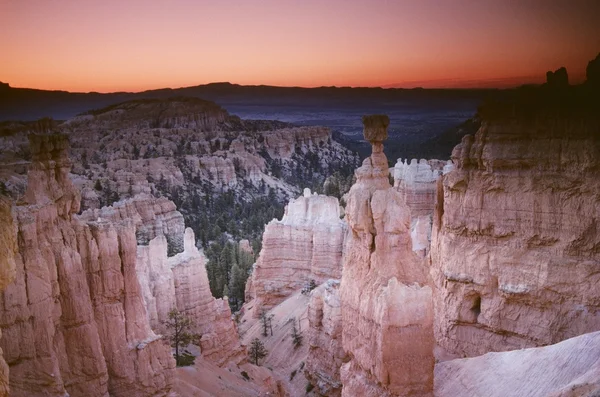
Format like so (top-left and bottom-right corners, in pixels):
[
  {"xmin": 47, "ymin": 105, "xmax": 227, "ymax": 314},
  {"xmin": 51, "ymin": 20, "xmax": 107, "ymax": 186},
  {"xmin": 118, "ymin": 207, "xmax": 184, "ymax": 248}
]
[{"xmin": 0, "ymin": 0, "xmax": 598, "ymax": 92}]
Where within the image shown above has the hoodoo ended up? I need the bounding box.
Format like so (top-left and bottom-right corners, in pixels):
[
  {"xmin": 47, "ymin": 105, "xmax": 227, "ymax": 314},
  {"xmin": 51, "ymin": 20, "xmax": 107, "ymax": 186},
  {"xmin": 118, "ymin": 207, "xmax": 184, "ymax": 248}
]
[
  {"xmin": 0, "ymin": 134, "xmax": 174, "ymax": 397},
  {"xmin": 338, "ymin": 115, "xmax": 434, "ymax": 396}
]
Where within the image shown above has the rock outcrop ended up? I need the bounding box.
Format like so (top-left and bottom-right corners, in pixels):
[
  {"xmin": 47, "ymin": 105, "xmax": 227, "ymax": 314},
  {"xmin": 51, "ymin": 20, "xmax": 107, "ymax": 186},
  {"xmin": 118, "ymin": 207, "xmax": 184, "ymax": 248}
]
[
  {"xmin": 430, "ymin": 98, "xmax": 600, "ymax": 357},
  {"xmin": 305, "ymin": 279, "xmax": 344, "ymax": 397},
  {"xmin": 248, "ymin": 188, "xmax": 346, "ymax": 310},
  {"xmin": 133, "ymin": 216, "xmax": 245, "ymax": 366},
  {"xmin": 339, "ymin": 115, "xmax": 434, "ymax": 396},
  {"xmin": 393, "ymin": 159, "xmax": 453, "ymax": 255},
  {"xmin": 435, "ymin": 331, "xmax": 600, "ymax": 397},
  {"xmin": 0, "ymin": 134, "xmax": 174, "ymax": 396},
  {"xmin": 168, "ymin": 229, "xmax": 245, "ymax": 365},
  {"xmin": 80, "ymin": 193, "xmax": 185, "ymax": 254},
  {"xmin": 0, "ymin": 196, "xmax": 17, "ymax": 396}
]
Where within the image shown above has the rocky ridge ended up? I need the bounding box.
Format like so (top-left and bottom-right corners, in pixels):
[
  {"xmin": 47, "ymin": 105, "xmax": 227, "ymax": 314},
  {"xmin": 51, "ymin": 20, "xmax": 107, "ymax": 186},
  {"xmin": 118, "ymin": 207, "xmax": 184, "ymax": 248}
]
[
  {"xmin": 78, "ymin": 185, "xmax": 245, "ymax": 367},
  {"xmin": 430, "ymin": 95, "xmax": 600, "ymax": 357},
  {"xmin": 247, "ymin": 188, "xmax": 346, "ymax": 311},
  {"xmin": 0, "ymin": 134, "xmax": 174, "ymax": 396}
]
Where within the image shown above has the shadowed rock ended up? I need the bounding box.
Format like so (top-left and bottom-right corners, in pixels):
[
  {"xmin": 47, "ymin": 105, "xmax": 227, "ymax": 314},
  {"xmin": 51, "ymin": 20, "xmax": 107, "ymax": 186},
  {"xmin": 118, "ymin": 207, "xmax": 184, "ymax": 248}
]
[{"xmin": 362, "ymin": 114, "xmax": 390, "ymax": 143}]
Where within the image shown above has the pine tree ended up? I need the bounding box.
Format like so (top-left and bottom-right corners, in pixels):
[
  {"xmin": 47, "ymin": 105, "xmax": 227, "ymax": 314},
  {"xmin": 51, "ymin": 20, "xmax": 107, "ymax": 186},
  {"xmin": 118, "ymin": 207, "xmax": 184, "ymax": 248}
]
[
  {"xmin": 248, "ymin": 338, "xmax": 268, "ymax": 366},
  {"xmin": 163, "ymin": 308, "xmax": 195, "ymax": 366},
  {"xmin": 291, "ymin": 318, "xmax": 303, "ymax": 348},
  {"xmin": 260, "ymin": 309, "xmax": 270, "ymax": 337}
]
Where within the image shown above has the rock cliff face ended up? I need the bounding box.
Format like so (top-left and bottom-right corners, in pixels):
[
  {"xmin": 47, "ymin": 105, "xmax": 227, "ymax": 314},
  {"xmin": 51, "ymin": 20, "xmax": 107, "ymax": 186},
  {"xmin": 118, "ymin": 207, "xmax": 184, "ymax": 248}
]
[
  {"xmin": 305, "ymin": 279, "xmax": 344, "ymax": 397},
  {"xmin": 247, "ymin": 188, "xmax": 346, "ymax": 310},
  {"xmin": 80, "ymin": 193, "xmax": 185, "ymax": 254},
  {"xmin": 0, "ymin": 196, "xmax": 17, "ymax": 396},
  {"xmin": 136, "ymin": 228, "xmax": 245, "ymax": 366},
  {"xmin": 393, "ymin": 158, "xmax": 453, "ymax": 256},
  {"xmin": 0, "ymin": 134, "xmax": 174, "ymax": 397},
  {"xmin": 430, "ymin": 103, "xmax": 600, "ymax": 357},
  {"xmin": 435, "ymin": 331, "xmax": 600, "ymax": 397},
  {"xmin": 339, "ymin": 116, "xmax": 434, "ymax": 396}
]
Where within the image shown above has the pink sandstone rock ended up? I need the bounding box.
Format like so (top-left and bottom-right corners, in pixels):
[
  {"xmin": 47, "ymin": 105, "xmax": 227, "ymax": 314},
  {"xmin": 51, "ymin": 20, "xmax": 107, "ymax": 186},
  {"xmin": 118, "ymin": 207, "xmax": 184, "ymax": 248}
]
[
  {"xmin": 247, "ymin": 189, "xmax": 346, "ymax": 311},
  {"xmin": 430, "ymin": 115, "xmax": 600, "ymax": 358},
  {"xmin": 393, "ymin": 158, "xmax": 453, "ymax": 256},
  {"xmin": 135, "ymin": 225, "xmax": 245, "ymax": 366},
  {"xmin": 80, "ymin": 193, "xmax": 185, "ymax": 253},
  {"xmin": 0, "ymin": 197, "xmax": 17, "ymax": 396},
  {"xmin": 339, "ymin": 116, "xmax": 434, "ymax": 396},
  {"xmin": 169, "ymin": 228, "xmax": 246, "ymax": 365},
  {"xmin": 305, "ymin": 280, "xmax": 344, "ymax": 397},
  {"xmin": 0, "ymin": 134, "xmax": 174, "ymax": 396},
  {"xmin": 435, "ymin": 331, "xmax": 600, "ymax": 397}
]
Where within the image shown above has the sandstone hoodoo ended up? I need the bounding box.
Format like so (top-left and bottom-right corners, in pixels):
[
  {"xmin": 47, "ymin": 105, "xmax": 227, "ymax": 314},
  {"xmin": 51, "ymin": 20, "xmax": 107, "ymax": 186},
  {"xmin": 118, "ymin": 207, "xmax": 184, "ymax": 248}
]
[
  {"xmin": 247, "ymin": 188, "xmax": 346, "ymax": 311},
  {"xmin": 339, "ymin": 115, "xmax": 434, "ymax": 396},
  {"xmin": 0, "ymin": 134, "xmax": 174, "ymax": 396},
  {"xmin": 430, "ymin": 90, "xmax": 600, "ymax": 358}
]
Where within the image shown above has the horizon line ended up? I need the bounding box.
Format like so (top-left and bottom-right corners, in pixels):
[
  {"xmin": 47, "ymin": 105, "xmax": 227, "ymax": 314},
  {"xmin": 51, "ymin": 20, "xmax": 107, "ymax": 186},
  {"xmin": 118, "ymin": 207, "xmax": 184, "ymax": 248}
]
[{"xmin": 2, "ymin": 75, "xmax": 572, "ymax": 95}]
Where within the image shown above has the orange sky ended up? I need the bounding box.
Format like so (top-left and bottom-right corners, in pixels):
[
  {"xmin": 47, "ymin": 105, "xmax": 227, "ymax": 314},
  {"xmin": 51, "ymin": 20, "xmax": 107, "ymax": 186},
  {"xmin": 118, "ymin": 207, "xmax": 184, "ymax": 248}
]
[{"xmin": 0, "ymin": 0, "xmax": 598, "ymax": 92}]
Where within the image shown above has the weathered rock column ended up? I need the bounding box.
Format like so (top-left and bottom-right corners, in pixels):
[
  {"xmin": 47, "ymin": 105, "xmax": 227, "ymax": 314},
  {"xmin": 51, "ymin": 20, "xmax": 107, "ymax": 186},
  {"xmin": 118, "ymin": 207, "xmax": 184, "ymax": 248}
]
[{"xmin": 339, "ymin": 116, "xmax": 434, "ymax": 396}]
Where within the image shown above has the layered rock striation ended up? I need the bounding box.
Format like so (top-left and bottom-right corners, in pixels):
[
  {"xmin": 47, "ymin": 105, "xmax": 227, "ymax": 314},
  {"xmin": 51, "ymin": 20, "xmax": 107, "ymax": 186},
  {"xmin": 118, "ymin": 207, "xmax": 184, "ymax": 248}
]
[
  {"xmin": 247, "ymin": 188, "xmax": 346, "ymax": 310},
  {"xmin": 393, "ymin": 158, "xmax": 453, "ymax": 255},
  {"xmin": 339, "ymin": 115, "xmax": 434, "ymax": 396},
  {"xmin": 0, "ymin": 196, "xmax": 17, "ymax": 396},
  {"xmin": 136, "ymin": 228, "xmax": 245, "ymax": 366},
  {"xmin": 430, "ymin": 97, "xmax": 600, "ymax": 357},
  {"xmin": 80, "ymin": 193, "xmax": 185, "ymax": 254},
  {"xmin": 305, "ymin": 279, "xmax": 344, "ymax": 397},
  {"xmin": 0, "ymin": 134, "xmax": 174, "ymax": 397}
]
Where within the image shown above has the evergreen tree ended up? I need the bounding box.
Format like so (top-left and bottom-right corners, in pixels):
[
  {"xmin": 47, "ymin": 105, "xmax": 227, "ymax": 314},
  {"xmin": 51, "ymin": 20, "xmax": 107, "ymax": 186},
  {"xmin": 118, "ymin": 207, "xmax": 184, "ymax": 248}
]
[
  {"xmin": 163, "ymin": 308, "xmax": 196, "ymax": 366},
  {"xmin": 248, "ymin": 338, "xmax": 268, "ymax": 366},
  {"xmin": 291, "ymin": 318, "xmax": 303, "ymax": 348}
]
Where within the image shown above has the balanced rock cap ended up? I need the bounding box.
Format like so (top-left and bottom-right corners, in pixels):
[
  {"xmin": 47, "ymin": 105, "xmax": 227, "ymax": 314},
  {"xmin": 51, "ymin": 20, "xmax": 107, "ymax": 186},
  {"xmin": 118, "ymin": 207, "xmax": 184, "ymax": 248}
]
[{"xmin": 362, "ymin": 114, "xmax": 390, "ymax": 143}]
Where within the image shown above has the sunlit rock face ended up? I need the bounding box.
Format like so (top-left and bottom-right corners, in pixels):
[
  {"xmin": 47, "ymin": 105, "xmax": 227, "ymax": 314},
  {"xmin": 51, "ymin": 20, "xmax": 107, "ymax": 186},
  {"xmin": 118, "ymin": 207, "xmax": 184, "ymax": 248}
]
[
  {"xmin": 339, "ymin": 115, "xmax": 434, "ymax": 397},
  {"xmin": 166, "ymin": 229, "xmax": 245, "ymax": 366},
  {"xmin": 127, "ymin": 211, "xmax": 245, "ymax": 366},
  {"xmin": 393, "ymin": 158, "xmax": 453, "ymax": 255},
  {"xmin": 80, "ymin": 193, "xmax": 185, "ymax": 254},
  {"xmin": 248, "ymin": 188, "xmax": 346, "ymax": 311},
  {"xmin": 435, "ymin": 331, "xmax": 600, "ymax": 397},
  {"xmin": 0, "ymin": 196, "xmax": 17, "ymax": 396},
  {"xmin": 430, "ymin": 107, "xmax": 600, "ymax": 358},
  {"xmin": 0, "ymin": 134, "xmax": 174, "ymax": 397},
  {"xmin": 305, "ymin": 280, "xmax": 344, "ymax": 397}
]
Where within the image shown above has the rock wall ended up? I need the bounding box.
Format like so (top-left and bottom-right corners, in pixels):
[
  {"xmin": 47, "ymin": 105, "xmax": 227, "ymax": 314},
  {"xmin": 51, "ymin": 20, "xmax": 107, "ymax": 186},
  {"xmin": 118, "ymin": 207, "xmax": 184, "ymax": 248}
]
[
  {"xmin": 136, "ymin": 227, "xmax": 245, "ymax": 366},
  {"xmin": 248, "ymin": 188, "xmax": 346, "ymax": 310},
  {"xmin": 305, "ymin": 280, "xmax": 344, "ymax": 397},
  {"xmin": 80, "ymin": 193, "xmax": 185, "ymax": 254},
  {"xmin": 393, "ymin": 158, "xmax": 453, "ymax": 256},
  {"xmin": 0, "ymin": 196, "xmax": 17, "ymax": 396},
  {"xmin": 339, "ymin": 116, "xmax": 434, "ymax": 396},
  {"xmin": 430, "ymin": 111, "xmax": 600, "ymax": 357},
  {"xmin": 0, "ymin": 134, "xmax": 174, "ymax": 397}
]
